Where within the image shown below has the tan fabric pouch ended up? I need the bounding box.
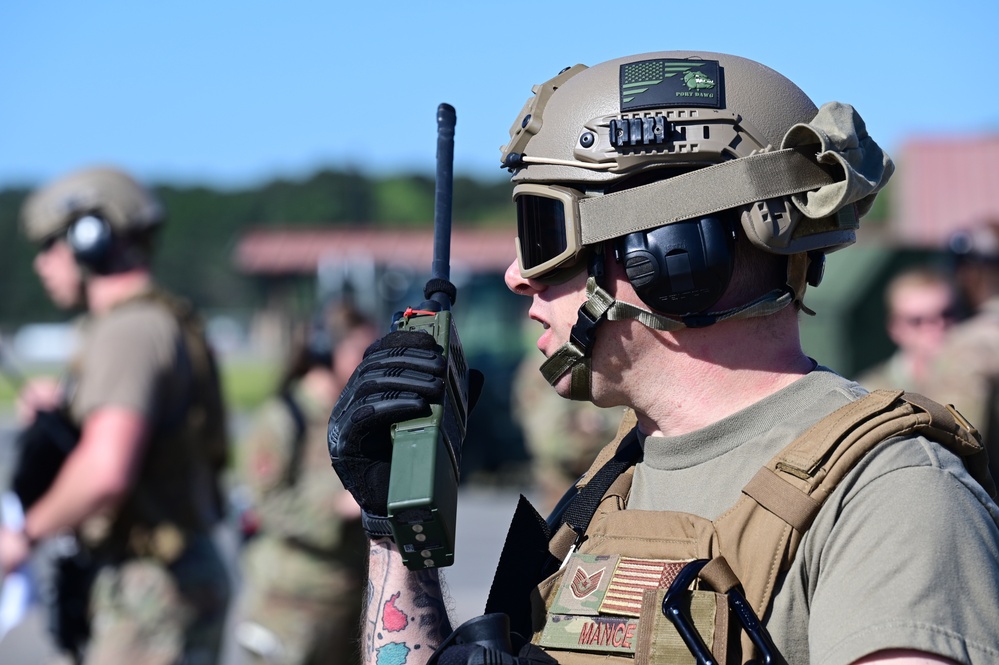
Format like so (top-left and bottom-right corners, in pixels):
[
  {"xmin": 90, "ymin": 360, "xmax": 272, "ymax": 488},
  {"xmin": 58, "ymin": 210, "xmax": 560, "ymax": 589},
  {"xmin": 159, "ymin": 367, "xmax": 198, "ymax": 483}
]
[{"xmin": 635, "ymin": 588, "xmax": 732, "ymax": 665}]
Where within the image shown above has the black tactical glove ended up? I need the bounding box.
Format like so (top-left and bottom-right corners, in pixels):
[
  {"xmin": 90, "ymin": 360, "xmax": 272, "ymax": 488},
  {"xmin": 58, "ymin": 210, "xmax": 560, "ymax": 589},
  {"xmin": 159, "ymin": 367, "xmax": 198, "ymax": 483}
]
[
  {"xmin": 428, "ymin": 614, "xmax": 557, "ymax": 665},
  {"xmin": 433, "ymin": 641, "xmax": 557, "ymax": 665},
  {"xmin": 328, "ymin": 329, "xmax": 481, "ymax": 539}
]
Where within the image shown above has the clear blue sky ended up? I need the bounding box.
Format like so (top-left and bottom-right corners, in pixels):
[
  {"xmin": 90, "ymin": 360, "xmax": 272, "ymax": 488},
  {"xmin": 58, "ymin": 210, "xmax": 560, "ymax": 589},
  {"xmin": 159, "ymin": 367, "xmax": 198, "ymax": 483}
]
[{"xmin": 2, "ymin": 1, "xmax": 998, "ymax": 190}]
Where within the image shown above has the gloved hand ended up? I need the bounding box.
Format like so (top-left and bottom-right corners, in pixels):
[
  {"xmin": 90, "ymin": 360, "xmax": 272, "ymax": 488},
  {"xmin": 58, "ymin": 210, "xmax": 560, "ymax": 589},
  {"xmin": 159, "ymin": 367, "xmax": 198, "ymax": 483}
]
[
  {"xmin": 328, "ymin": 329, "xmax": 482, "ymax": 539},
  {"xmin": 433, "ymin": 642, "xmax": 557, "ymax": 665},
  {"xmin": 428, "ymin": 614, "xmax": 557, "ymax": 665}
]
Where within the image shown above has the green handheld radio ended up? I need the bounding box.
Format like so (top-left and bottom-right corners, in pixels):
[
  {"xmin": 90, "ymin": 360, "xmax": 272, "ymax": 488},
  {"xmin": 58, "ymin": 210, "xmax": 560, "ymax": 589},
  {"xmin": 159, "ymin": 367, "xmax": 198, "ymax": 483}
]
[{"xmin": 386, "ymin": 103, "xmax": 470, "ymax": 570}]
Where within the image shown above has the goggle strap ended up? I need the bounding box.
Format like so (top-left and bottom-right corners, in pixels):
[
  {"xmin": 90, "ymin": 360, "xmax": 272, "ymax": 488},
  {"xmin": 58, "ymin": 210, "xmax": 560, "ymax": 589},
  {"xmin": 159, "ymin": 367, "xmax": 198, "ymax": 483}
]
[{"xmin": 578, "ymin": 147, "xmax": 834, "ymax": 245}]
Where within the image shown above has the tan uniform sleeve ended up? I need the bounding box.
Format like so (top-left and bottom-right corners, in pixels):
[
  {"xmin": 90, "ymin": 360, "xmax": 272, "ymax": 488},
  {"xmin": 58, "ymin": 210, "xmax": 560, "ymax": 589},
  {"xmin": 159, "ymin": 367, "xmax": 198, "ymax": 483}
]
[
  {"xmin": 71, "ymin": 303, "xmax": 180, "ymax": 422},
  {"xmin": 797, "ymin": 437, "xmax": 999, "ymax": 663}
]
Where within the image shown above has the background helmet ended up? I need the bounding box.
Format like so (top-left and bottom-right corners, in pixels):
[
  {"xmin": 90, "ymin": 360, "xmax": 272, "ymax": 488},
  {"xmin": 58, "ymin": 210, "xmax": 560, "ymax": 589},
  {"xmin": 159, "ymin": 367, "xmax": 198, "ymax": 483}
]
[
  {"xmin": 501, "ymin": 51, "xmax": 893, "ymax": 297},
  {"xmin": 21, "ymin": 165, "xmax": 165, "ymax": 245},
  {"xmin": 950, "ymin": 219, "xmax": 999, "ymax": 265}
]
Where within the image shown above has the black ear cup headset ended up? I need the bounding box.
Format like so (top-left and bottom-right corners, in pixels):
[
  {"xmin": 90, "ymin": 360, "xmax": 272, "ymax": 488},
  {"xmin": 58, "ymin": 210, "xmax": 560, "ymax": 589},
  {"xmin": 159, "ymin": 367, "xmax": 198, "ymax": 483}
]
[
  {"xmin": 65, "ymin": 211, "xmax": 115, "ymax": 274},
  {"xmin": 614, "ymin": 213, "xmax": 737, "ymax": 316}
]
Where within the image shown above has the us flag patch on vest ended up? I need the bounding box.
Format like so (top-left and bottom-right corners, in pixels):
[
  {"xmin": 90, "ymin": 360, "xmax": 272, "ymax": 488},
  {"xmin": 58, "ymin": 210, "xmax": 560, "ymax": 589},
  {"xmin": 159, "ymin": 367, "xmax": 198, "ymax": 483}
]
[
  {"xmin": 600, "ymin": 557, "xmax": 689, "ymax": 617},
  {"xmin": 540, "ymin": 553, "xmax": 693, "ymax": 654}
]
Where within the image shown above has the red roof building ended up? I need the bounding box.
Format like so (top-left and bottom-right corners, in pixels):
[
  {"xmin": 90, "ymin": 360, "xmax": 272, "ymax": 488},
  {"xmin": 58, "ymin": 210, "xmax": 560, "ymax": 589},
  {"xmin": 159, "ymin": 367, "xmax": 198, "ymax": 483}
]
[
  {"xmin": 233, "ymin": 225, "xmax": 517, "ymax": 276},
  {"xmin": 892, "ymin": 134, "xmax": 999, "ymax": 246}
]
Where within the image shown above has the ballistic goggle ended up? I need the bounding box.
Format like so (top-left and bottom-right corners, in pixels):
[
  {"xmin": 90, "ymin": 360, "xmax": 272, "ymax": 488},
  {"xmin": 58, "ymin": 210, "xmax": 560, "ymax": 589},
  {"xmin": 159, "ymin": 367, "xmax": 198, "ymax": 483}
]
[
  {"xmin": 515, "ymin": 184, "xmax": 588, "ymax": 282},
  {"xmin": 513, "ymin": 147, "xmax": 852, "ymax": 282}
]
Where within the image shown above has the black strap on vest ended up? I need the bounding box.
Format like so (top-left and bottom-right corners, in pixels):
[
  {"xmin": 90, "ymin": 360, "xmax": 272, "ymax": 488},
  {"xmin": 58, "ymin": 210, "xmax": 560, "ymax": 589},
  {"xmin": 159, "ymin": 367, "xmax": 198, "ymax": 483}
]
[
  {"xmin": 551, "ymin": 429, "xmax": 642, "ymax": 539},
  {"xmin": 484, "ymin": 429, "xmax": 643, "ymax": 640}
]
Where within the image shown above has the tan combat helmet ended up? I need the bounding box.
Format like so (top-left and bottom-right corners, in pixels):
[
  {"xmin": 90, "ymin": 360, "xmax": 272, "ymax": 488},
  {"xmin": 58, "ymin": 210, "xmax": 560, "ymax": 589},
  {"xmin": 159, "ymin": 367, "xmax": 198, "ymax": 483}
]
[
  {"xmin": 21, "ymin": 165, "xmax": 164, "ymax": 245},
  {"xmin": 501, "ymin": 51, "xmax": 894, "ymax": 288},
  {"xmin": 501, "ymin": 51, "xmax": 895, "ymax": 398}
]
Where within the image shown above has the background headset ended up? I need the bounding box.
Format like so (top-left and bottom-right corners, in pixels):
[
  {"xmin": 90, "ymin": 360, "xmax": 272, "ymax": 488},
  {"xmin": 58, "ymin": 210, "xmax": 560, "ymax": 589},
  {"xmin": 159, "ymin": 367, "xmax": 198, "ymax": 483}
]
[
  {"xmin": 614, "ymin": 211, "xmax": 737, "ymax": 316},
  {"xmin": 65, "ymin": 211, "xmax": 115, "ymax": 274}
]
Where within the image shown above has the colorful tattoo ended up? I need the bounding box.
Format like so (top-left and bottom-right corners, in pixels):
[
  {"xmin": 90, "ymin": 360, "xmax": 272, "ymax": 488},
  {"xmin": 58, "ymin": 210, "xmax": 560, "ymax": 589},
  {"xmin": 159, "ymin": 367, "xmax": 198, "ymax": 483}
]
[
  {"xmin": 382, "ymin": 592, "xmax": 409, "ymax": 632},
  {"xmin": 375, "ymin": 643, "xmax": 410, "ymax": 665},
  {"xmin": 364, "ymin": 539, "xmax": 452, "ymax": 665}
]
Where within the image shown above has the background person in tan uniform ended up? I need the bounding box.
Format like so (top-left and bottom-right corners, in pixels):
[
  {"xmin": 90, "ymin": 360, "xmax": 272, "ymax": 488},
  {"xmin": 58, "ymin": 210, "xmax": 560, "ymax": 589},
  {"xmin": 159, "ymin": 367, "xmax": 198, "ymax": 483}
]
[
  {"xmin": 931, "ymin": 219, "xmax": 999, "ymax": 488},
  {"xmin": 856, "ymin": 266, "xmax": 958, "ymax": 394},
  {"xmin": 327, "ymin": 51, "xmax": 999, "ymax": 665},
  {"xmin": 235, "ymin": 302, "xmax": 376, "ymax": 665},
  {"xmin": 511, "ymin": 349, "xmax": 623, "ymax": 513},
  {"xmin": 1, "ymin": 166, "xmax": 231, "ymax": 665}
]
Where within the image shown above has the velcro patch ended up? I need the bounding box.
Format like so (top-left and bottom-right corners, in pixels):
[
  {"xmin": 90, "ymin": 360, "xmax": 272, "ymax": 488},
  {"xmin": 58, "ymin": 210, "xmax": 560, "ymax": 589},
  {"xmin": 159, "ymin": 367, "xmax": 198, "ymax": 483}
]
[
  {"xmin": 620, "ymin": 59, "xmax": 722, "ymax": 111},
  {"xmin": 599, "ymin": 557, "xmax": 690, "ymax": 617},
  {"xmin": 541, "ymin": 555, "xmax": 695, "ymax": 656},
  {"xmin": 636, "ymin": 588, "xmax": 722, "ymax": 665},
  {"xmin": 539, "ymin": 614, "xmax": 639, "ymax": 654},
  {"xmin": 551, "ymin": 553, "xmax": 618, "ymax": 616}
]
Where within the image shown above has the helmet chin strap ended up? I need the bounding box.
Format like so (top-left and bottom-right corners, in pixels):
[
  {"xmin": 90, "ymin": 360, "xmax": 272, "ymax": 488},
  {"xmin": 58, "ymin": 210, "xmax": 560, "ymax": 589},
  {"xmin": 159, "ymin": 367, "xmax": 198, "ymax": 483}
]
[
  {"xmin": 539, "ymin": 256, "xmax": 798, "ymax": 401},
  {"xmin": 539, "ymin": 272, "xmax": 614, "ymax": 401}
]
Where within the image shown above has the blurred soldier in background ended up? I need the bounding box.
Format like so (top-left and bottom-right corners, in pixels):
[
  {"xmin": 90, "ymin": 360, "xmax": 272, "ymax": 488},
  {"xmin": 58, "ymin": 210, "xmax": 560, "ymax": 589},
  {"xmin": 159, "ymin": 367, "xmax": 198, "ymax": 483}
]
[
  {"xmin": 932, "ymin": 219, "xmax": 999, "ymax": 484},
  {"xmin": 1, "ymin": 165, "xmax": 231, "ymax": 665},
  {"xmin": 235, "ymin": 302, "xmax": 376, "ymax": 665},
  {"xmin": 856, "ymin": 266, "xmax": 958, "ymax": 394},
  {"xmin": 511, "ymin": 349, "xmax": 623, "ymax": 512}
]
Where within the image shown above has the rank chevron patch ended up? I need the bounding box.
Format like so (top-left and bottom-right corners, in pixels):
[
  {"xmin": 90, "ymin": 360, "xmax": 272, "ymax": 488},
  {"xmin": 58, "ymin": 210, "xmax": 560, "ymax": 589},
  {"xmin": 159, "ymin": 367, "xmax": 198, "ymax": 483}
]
[
  {"xmin": 571, "ymin": 565, "xmax": 606, "ymax": 599},
  {"xmin": 551, "ymin": 553, "xmax": 618, "ymax": 616}
]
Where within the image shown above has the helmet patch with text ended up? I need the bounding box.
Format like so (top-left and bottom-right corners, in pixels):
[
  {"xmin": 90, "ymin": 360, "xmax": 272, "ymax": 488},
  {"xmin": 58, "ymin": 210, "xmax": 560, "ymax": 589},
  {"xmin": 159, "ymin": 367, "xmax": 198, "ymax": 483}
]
[{"xmin": 620, "ymin": 59, "xmax": 722, "ymax": 111}]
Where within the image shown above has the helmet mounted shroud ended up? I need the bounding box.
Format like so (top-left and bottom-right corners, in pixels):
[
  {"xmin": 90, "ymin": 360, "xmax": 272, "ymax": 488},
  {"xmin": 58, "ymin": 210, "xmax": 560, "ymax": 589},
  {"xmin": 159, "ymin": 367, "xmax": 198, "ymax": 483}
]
[{"xmin": 503, "ymin": 51, "xmax": 894, "ymax": 399}]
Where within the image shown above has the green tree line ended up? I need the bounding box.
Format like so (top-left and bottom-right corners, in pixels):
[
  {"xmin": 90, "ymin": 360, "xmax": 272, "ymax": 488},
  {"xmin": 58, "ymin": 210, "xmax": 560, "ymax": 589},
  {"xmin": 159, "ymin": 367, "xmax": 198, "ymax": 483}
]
[
  {"xmin": 0, "ymin": 166, "xmax": 892, "ymax": 327},
  {"xmin": 0, "ymin": 169, "xmax": 516, "ymax": 325}
]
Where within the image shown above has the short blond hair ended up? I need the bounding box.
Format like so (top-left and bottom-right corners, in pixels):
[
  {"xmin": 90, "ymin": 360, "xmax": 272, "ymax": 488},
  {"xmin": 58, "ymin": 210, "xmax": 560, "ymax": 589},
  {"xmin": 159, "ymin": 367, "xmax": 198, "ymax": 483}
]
[{"xmin": 884, "ymin": 267, "xmax": 955, "ymax": 314}]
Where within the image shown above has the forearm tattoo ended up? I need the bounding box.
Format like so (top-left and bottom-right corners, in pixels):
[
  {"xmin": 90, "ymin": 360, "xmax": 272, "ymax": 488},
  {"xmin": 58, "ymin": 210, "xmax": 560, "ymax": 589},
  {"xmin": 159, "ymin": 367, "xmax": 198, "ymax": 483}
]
[{"xmin": 363, "ymin": 540, "xmax": 453, "ymax": 665}]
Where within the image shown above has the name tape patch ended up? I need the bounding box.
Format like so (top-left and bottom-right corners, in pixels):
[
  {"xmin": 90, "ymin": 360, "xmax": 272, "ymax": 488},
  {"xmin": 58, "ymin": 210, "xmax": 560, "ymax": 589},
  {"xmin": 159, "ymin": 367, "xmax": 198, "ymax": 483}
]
[{"xmin": 540, "ymin": 614, "xmax": 640, "ymax": 653}]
